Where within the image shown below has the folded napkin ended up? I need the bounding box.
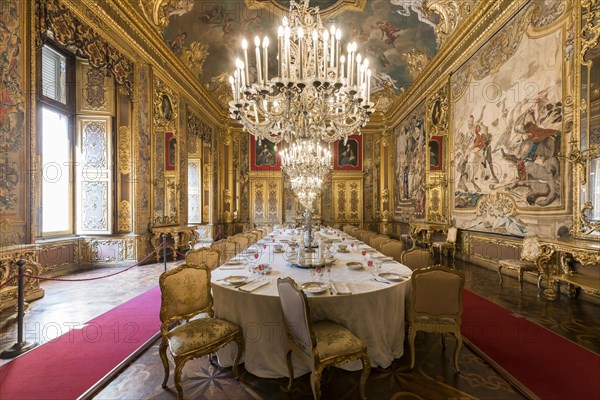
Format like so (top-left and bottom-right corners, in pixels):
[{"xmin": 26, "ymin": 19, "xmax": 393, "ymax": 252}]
[
  {"xmin": 238, "ymin": 279, "xmax": 270, "ymax": 293},
  {"xmin": 220, "ymin": 265, "xmax": 246, "ymax": 270},
  {"xmin": 332, "ymin": 281, "xmax": 352, "ymax": 295}
]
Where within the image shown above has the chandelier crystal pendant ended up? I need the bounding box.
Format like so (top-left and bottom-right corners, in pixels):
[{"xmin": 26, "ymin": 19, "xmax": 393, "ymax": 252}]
[
  {"xmin": 280, "ymin": 138, "xmax": 332, "ymax": 211},
  {"xmin": 228, "ymin": 0, "xmax": 375, "ymax": 145}
]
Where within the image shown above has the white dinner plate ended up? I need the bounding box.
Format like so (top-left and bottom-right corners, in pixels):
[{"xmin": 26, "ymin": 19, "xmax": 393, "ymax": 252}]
[
  {"xmin": 346, "ymin": 262, "xmax": 363, "ymax": 270},
  {"xmin": 378, "ymin": 272, "xmax": 405, "ymax": 282},
  {"xmin": 301, "ymin": 282, "xmax": 329, "ymax": 294},
  {"xmin": 222, "ymin": 276, "xmax": 249, "ymax": 286},
  {"xmin": 224, "ymin": 260, "xmax": 244, "ymax": 266}
]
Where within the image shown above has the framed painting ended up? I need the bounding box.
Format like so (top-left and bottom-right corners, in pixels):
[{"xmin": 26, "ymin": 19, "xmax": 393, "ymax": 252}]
[
  {"xmin": 165, "ymin": 131, "xmax": 176, "ymax": 171},
  {"xmin": 250, "ymin": 135, "xmax": 280, "ymax": 171},
  {"xmin": 429, "ymin": 136, "xmax": 443, "ymax": 171},
  {"xmin": 333, "ymin": 135, "xmax": 362, "ymax": 171}
]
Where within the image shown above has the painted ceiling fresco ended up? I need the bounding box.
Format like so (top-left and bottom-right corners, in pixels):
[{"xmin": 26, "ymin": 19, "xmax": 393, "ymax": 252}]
[{"xmin": 162, "ymin": 0, "xmax": 438, "ymax": 98}]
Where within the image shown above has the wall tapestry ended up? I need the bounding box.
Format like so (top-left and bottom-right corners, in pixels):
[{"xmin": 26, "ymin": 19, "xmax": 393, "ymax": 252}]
[
  {"xmin": 394, "ymin": 100, "xmax": 426, "ymax": 220},
  {"xmin": 451, "ymin": 3, "xmax": 568, "ymax": 236},
  {"xmin": 135, "ymin": 65, "xmax": 151, "ymax": 233}
]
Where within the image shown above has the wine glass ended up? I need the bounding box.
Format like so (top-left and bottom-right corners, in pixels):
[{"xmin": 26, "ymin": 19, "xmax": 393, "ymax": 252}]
[{"xmin": 361, "ymin": 249, "xmax": 367, "ymax": 263}]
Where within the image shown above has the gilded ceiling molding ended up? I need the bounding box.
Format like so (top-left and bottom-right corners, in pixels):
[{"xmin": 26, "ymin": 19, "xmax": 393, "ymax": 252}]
[
  {"xmin": 423, "ymin": 0, "xmax": 479, "ymax": 48},
  {"xmin": 137, "ymin": 0, "xmax": 187, "ymax": 31},
  {"xmin": 188, "ymin": 112, "xmax": 213, "ymax": 148},
  {"xmin": 245, "ymin": 0, "xmax": 367, "ymax": 19},
  {"xmin": 37, "ymin": 0, "xmax": 134, "ymax": 98},
  {"xmin": 181, "ymin": 42, "xmax": 210, "ymax": 78},
  {"xmin": 402, "ymin": 49, "xmax": 431, "ymax": 82}
]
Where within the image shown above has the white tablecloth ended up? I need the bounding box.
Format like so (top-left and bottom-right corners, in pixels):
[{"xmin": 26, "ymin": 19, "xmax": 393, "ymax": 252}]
[{"xmin": 211, "ymin": 230, "xmax": 412, "ymax": 379}]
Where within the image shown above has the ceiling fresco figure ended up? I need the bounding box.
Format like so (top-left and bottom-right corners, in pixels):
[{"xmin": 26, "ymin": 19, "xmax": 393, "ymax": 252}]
[{"xmin": 161, "ymin": 0, "xmax": 438, "ymax": 95}]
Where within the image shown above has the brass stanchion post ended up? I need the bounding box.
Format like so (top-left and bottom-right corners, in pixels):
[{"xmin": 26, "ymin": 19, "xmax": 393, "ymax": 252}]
[
  {"xmin": 1, "ymin": 260, "xmax": 38, "ymax": 358},
  {"xmin": 162, "ymin": 234, "xmax": 168, "ymax": 271}
]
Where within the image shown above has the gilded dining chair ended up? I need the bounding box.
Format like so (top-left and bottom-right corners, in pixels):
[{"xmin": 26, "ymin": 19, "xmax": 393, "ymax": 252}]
[
  {"xmin": 370, "ymin": 235, "xmax": 391, "ymax": 252},
  {"xmin": 277, "ymin": 278, "xmax": 371, "ymax": 400},
  {"xmin": 211, "ymin": 239, "xmax": 238, "ymax": 264},
  {"xmin": 380, "ymin": 239, "xmax": 404, "ymax": 263},
  {"xmin": 497, "ymin": 236, "xmax": 544, "ymax": 292},
  {"xmin": 408, "ymin": 266, "xmax": 464, "ymax": 371},
  {"xmin": 431, "ymin": 226, "xmax": 458, "ymax": 262},
  {"xmin": 230, "ymin": 234, "xmax": 250, "ymax": 252},
  {"xmin": 401, "ymin": 247, "xmax": 432, "ymax": 271},
  {"xmin": 159, "ymin": 263, "xmax": 244, "ymax": 400},
  {"xmin": 185, "ymin": 247, "xmax": 221, "ymax": 271},
  {"xmin": 361, "ymin": 231, "xmax": 378, "ymax": 246}
]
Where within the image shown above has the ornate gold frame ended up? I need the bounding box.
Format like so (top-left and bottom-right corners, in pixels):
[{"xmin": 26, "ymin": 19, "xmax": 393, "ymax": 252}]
[{"xmin": 571, "ymin": 0, "xmax": 600, "ymax": 238}]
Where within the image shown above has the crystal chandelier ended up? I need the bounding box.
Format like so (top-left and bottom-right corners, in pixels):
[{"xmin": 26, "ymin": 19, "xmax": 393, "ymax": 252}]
[
  {"xmin": 228, "ymin": 0, "xmax": 375, "ymax": 145},
  {"xmin": 280, "ymin": 138, "xmax": 331, "ymax": 211}
]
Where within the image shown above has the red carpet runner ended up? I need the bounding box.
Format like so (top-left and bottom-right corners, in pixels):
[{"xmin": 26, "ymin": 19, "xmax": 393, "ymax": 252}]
[
  {"xmin": 462, "ymin": 289, "xmax": 600, "ymax": 400},
  {"xmin": 0, "ymin": 286, "xmax": 161, "ymax": 400}
]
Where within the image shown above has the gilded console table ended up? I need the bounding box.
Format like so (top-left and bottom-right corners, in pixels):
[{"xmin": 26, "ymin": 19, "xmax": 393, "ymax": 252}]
[
  {"xmin": 538, "ymin": 238, "xmax": 600, "ymax": 299},
  {"xmin": 149, "ymin": 225, "xmax": 199, "ymax": 262},
  {"xmin": 408, "ymin": 223, "xmax": 449, "ymax": 247}
]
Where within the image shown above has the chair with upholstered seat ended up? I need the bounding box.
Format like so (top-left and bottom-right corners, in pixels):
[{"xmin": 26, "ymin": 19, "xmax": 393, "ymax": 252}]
[
  {"xmin": 185, "ymin": 247, "xmax": 221, "ymax": 271},
  {"xmin": 277, "ymin": 278, "xmax": 371, "ymax": 400},
  {"xmin": 497, "ymin": 236, "xmax": 543, "ymax": 292},
  {"xmin": 230, "ymin": 234, "xmax": 250, "ymax": 252},
  {"xmin": 401, "ymin": 247, "xmax": 431, "ymax": 271},
  {"xmin": 408, "ymin": 266, "xmax": 464, "ymax": 372},
  {"xmin": 380, "ymin": 239, "xmax": 404, "ymax": 262},
  {"xmin": 370, "ymin": 235, "xmax": 391, "ymax": 252},
  {"xmin": 211, "ymin": 239, "xmax": 238, "ymax": 264},
  {"xmin": 431, "ymin": 227, "xmax": 458, "ymax": 262},
  {"xmin": 243, "ymin": 231, "xmax": 258, "ymax": 245},
  {"xmin": 159, "ymin": 263, "xmax": 244, "ymax": 400},
  {"xmin": 361, "ymin": 231, "xmax": 378, "ymax": 246}
]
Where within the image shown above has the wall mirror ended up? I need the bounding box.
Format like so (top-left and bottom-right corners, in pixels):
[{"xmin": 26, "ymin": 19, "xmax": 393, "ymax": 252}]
[{"xmin": 575, "ymin": 1, "xmax": 600, "ymax": 237}]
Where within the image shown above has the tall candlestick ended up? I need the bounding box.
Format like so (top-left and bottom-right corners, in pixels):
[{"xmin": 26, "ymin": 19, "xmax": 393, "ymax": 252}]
[
  {"xmin": 229, "ymin": 75, "xmax": 236, "ymax": 101},
  {"xmin": 323, "ymin": 30, "xmax": 329, "ymax": 78},
  {"xmin": 284, "ymin": 26, "xmax": 291, "ymax": 79},
  {"xmin": 255, "ymin": 36, "xmax": 262, "ymax": 85},
  {"xmin": 340, "ymin": 55, "xmax": 345, "ymax": 80},
  {"xmin": 262, "ymin": 36, "xmax": 269, "ymax": 85},
  {"xmin": 356, "ymin": 53, "xmax": 362, "ymax": 90},
  {"xmin": 298, "ymin": 27, "xmax": 304, "ymax": 79},
  {"xmin": 367, "ymin": 69, "xmax": 371, "ymax": 104},
  {"xmin": 313, "ymin": 30, "xmax": 319, "ymax": 79},
  {"xmin": 242, "ymin": 39, "xmax": 249, "ymax": 85},
  {"xmin": 277, "ymin": 27, "xmax": 283, "ymax": 78},
  {"xmin": 329, "ymin": 26, "xmax": 335, "ymax": 69},
  {"xmin": 336, "ymin": 29, "xmax": 341, "ymax": 77},
  {"xmin": 347, "ymin": 43, "xmax": 352, "ymax": 84}
]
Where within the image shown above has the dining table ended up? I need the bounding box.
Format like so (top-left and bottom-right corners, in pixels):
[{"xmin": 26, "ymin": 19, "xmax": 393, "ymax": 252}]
[{"xmin": 210, "ymin": 229, "xmax": 412, "ymax": 379}]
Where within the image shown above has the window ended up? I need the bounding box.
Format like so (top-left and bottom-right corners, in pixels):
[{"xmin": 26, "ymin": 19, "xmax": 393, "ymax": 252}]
[
  {"xmin": 39, "ymin": 44, "xmax": 74, "ymax": 236},
  {"xmin": 188, "ymin": 159, "xmax": 202, "ymax": 223}
]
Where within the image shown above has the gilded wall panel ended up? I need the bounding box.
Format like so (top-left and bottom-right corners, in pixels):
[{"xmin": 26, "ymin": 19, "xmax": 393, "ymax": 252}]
[
  {"xmin": 450, "ymin": 2, "xmax": 572, "ymax": 237},
  {"xmin": 332, "ymin": 176, "xmax": 363, "ymax": 224},
  {"xmin": 77, "ymin": 61, "xmax": 114, "ymax": 114}
]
